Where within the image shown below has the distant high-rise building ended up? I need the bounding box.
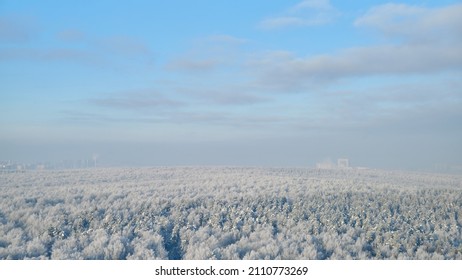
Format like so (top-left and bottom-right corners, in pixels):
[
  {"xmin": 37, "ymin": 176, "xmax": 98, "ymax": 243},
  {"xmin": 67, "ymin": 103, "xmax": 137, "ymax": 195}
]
[{"xmin": 337, "ymin": 158, "xmax": 349, "ymax": 169}]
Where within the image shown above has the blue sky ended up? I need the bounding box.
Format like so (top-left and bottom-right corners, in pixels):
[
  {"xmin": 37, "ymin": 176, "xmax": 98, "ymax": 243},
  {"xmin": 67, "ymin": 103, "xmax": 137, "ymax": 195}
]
[{"xmin": 1, "ymin": 0, "xmax": 461, "ymax": 169}]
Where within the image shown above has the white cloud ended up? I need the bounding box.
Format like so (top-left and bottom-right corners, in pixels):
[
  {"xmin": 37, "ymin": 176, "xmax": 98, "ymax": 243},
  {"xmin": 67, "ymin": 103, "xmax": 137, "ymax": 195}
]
[
  {"xmin": 250, "ymin": 45, "xmax": 461, "ymax": 92},
  {"xmin": 252, "ymin": 3, "xmax": 462, "ymax": 91},
  {"xmin": 258, "ymin": 0, "xmax": 338, "ymax": 29},
  {"xmin": 355, "ymin": 3, "xmax": 462, "ymax": 43}
]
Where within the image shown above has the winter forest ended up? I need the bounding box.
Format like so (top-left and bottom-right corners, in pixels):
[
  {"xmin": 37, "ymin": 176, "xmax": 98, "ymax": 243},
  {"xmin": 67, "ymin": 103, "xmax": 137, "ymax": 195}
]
[{"xmin": 1, "ymin": 167, "xmax": 461, "ymax": 260}]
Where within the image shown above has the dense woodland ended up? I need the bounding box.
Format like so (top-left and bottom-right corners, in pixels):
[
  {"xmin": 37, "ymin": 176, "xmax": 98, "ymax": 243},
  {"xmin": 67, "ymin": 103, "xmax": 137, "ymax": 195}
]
[{"xmin": 0, "ymin": 167, "xmax": 461, "ymax": 259}]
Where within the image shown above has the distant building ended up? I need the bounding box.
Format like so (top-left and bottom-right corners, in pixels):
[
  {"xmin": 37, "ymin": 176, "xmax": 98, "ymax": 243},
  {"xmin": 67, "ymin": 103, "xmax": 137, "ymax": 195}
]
[
  {"xmin": 316, "ymin": 162, "xmax": 335, "ymax": 169},
  {"xmin": 316, "ymin": 158, "xmax": 351, "ymax": 169},
  {"xmin": 316, "ymin": 158, "xmax": 335, "ymax": 169},
  {"xmin": 337, "ymin": 158, "xmax": 349, "ymax": 169}
]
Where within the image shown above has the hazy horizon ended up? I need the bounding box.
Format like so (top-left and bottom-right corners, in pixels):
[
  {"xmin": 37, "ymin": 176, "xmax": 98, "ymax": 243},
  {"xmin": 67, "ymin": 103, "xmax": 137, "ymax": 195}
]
[{"xmin": 1, "ymin": 1, "xmax": 461, "ymax": 170}]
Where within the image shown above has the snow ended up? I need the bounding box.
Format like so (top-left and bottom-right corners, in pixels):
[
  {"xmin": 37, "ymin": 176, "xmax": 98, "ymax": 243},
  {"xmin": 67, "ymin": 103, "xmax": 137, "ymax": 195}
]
[{"xmin": 0, "ymin": 167, "xmax": 461, "ymax": 259}]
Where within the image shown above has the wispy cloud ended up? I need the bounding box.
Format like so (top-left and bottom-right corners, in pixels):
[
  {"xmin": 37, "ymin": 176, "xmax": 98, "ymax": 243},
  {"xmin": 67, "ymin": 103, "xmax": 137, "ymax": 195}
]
[
  {"xmin": 60, "ymin": 110, "xmax": 169, "ymax": 124},
  {"xmin": 204, "ymin": 34, "xmax": 248, "ymax": 45},
  {"xmin": 251, "ymin": 3, "xmax": 462, "ymax": 91},
  {"xmin": 165, "ymin": 34, "xmax": 247, "ymax": 73},
  {"xmin": 56, "ymin": 28, "xmax": 86, "ymax": 42},
  {"xmin": 0, "ymin": 48, "xmax": 107, "ymax": 66},
  {"xmin": 88, "ymin": 89, "xmax": 183, "ymax": 111},
  {"xmin": 0, "ymin": 15, "xmax": 38, "ymax": 43},
  {"xmin": 324, "ymin": 78, "xmax": 462, "ymax": 125},
  {"xmin": 165, "ymin": 58, "xmax": 222, "ymax": 72},
  {"xmin": 355, "ymin": 2, "xmax": 462, "ymax": 44},
  {"xmin": 176, "ymin": 86, "xmax": 269, "ymax": 106},
  {"xmin": 63, "ymin": 101, "xmax": 286, "ymax": 131},
  {"xmin": 0, "ymin": 16, "xmax": 154, "ymax": 70},
  {"xmin": 291, "ymin": 0, "xmax": 333, "ymax": 11},
  {"xmin": 250, "ymin": 44, "xmax": 462, "ymax": 91},
  {"xmin": 258, "ymin": 0, "xmax": 338, "ymax": 29},
  {"xmin": 95, "ymin": 35, "xmax": 151, "ymax": 57}
]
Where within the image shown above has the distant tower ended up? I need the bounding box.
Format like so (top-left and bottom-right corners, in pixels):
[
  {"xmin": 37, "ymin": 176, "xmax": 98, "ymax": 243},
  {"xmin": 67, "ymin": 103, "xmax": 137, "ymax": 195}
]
[
  {"xmin": 337, "ymin": 158, "xmax": 349, "ymax": 169},
  {"xmin": 92, "ymin": 154, "xmax": 99, "ymax": 168}
]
